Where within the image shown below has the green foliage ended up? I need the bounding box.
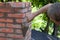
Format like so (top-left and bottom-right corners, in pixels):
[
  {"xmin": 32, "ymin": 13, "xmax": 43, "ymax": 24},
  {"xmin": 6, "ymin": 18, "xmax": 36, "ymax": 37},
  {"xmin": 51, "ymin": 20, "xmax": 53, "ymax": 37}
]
[
  {"xmin": 31, "ymin": 14, "xmax": 47, "ymax": 29},
  {"xmin": 29, "ymin": 0, "xmax": 59, "ymax": 8},
  {"xmin": 28, "ymin": 0, "xmax": 60, "ymax": 37}
]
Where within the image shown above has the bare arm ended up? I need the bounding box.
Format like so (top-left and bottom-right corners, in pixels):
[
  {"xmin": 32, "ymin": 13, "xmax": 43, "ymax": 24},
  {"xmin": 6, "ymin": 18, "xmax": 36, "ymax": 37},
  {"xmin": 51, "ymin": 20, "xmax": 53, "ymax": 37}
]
[{"xmin": 26, "ymin": 3, "xmax": 52, "ymax": 22}]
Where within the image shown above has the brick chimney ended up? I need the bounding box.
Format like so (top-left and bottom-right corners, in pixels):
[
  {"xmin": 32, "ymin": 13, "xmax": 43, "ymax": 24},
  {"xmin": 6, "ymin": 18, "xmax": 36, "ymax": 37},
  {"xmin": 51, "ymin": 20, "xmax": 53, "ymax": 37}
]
[{"xmin": 0, "ymin": 2, "xmax": 31, "ymax": 40}]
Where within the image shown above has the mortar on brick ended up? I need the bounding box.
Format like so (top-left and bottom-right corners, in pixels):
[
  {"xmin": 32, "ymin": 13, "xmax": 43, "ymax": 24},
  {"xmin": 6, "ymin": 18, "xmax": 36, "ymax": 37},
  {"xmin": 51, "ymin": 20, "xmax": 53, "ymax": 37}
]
[{"xmin": 0, "ymin": 2, "xmax": 31, "ymax": 40}]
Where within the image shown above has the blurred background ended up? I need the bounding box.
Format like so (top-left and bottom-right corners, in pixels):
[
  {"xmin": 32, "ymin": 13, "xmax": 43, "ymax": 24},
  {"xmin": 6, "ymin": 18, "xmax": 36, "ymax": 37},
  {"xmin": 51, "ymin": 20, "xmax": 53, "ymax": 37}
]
[{"xmin": 0, "ymin": 0, "xmax": 60, "ymax": 38}]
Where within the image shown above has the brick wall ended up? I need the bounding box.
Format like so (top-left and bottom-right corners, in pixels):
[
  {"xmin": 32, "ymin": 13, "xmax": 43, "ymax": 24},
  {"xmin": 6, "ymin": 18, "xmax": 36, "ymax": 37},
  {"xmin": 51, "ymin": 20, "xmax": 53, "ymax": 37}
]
[{"xmin": 0, "ymin": 2, "xmax": 31, "ymax": 40}]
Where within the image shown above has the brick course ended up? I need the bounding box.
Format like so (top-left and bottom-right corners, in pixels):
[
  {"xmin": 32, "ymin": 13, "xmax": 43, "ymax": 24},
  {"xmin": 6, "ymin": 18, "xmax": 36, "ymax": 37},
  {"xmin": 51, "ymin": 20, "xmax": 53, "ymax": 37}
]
[{"xmin": 0, "ymin": 2, "xmax": 31, "ymax": 40}]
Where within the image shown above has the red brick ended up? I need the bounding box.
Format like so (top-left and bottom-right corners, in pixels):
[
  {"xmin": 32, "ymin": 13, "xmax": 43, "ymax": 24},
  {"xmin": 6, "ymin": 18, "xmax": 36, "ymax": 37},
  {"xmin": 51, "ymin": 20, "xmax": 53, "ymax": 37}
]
[
  {"xmin": 0, "ymin": 38, "xmax": 13, "ymax": 40},
  {"xmin": 0, "ymin": 38, "xmax": 7, "ymax": 40},
  {"xmin": 16, "ymin": 18, "xmax": 27, "ymax": 23},
  {"xmin": 14, "ymin": 39, "xmax": 24, "ymax": 40},
  {"xmin": 15, "ymin": 29, "xmax": 22, "ymax": 33},
  {"xmin": 16, "ymin": 19, "xmax": 23, "ymax": 23},
  {"xmin": 5, "ymin": 3, "xmax": 11, "ymax": 8},
  {"xmin": 0, "ymin": 18, "xmax": 5, "ymax": 22},
  {"xmin": 0, "ymin": 33, "xmax": 5, "ymax": 37},
  {"xmin": 7, "ymin": 34, "xmax": 24, "ymax": 39},
  {"xmin": 0, "ymin": 23, "xmax": 5, "ymax": 27},
  {"xmin": 8, "ymin": 2, "xmax": 25, "ymax": 8},
  {"xmin": 0, "ymin": 28, "xmax": 13, "ymax": 33},
  {"xmin": 14, "ymin": 8, "xmax": 28, "ymax": 13},
  {"xmin": 0, "ymin": 3, "xmax": 5, "ymax": 7},
  {"xmin": 6, "ymin": 19, "xmax": 13, "ymax": 23},
  {"xmin": 6, "ymin": 38, "xmax": 13, "ymax": 40},
  {"xmin": 28, "ymin": 7, "xmax": 31, "ymax": 11},
  {"xmin": 0, "ymin": 18, "xmax": 13, "ymax": 23},
  {"xmin": 0, "ymin": 2, "xmax": 31, "ymax": 40},
  {"xmin": 0, "ymin": 13, "xmax": 4, "ymax": 17},
  {"xmin": 25, "ymin": 2, "xmax": 31, "ymax": 7},
  {"xmin": 8, "ymin": 14, "xmax": 25, "ymax": 18},
  {"xmin": 6, "ymin": 23, "xmax": 21, "ymax": 28},
  {"xmin": 0, "ymin": 8, "xmax": 11, "ymax": 12}
]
